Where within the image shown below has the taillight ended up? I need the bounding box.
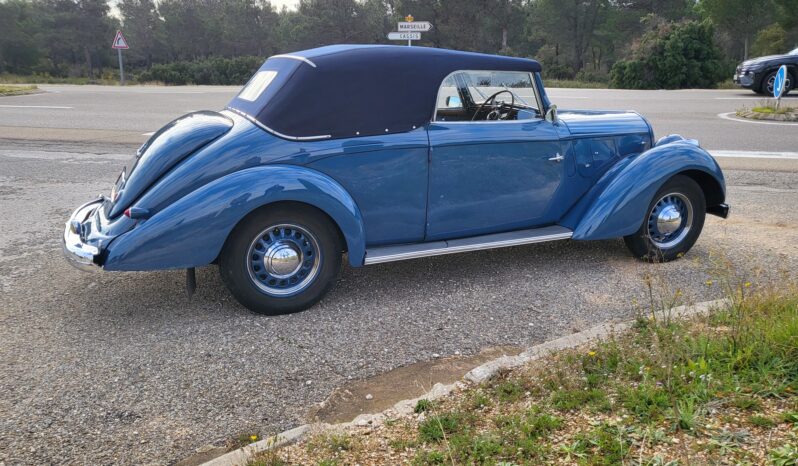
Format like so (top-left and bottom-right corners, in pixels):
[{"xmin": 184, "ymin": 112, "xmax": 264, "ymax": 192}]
[{"xmin": 123, "ymin": 207, "xmax": 150, "ymax": 219}]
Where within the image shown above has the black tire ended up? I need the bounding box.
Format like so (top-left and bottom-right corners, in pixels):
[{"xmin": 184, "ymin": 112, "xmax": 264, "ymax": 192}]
[
  {"xmin": 761, "ymin": 70, "xmax": 793, "ymax": 96},
  {"xmin": 624, "ymin": 175, "xmax": 706, "ymax": 262},
  {"xmin": 219, "ymin": 204, "xmax": 342, "ymax": 315}
]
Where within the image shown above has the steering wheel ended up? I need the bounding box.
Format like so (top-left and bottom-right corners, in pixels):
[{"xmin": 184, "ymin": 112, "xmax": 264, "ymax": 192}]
[{"xmin": 471, "ymin": 90, "xmax": 515, "ymax": 121}]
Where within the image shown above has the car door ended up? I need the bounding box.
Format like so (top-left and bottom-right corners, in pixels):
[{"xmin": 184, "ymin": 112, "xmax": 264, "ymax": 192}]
[{"xmin": 426, "ymin": 70, "xmax": 566, "ymax": 240}]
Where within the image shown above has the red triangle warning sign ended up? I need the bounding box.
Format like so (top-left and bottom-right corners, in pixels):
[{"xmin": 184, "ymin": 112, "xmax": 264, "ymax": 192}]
[{"xmin": 111, "ymin": 31, "xmax": 129, "ymax": 49}]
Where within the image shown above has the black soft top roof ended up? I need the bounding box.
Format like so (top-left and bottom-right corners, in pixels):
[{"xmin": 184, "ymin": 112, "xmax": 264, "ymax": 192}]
[{"xmin": 227, "ymin": 45, "xmax": 542, "ymax": 140}]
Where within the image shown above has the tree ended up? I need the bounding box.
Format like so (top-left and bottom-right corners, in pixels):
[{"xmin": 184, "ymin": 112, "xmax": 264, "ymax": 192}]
[
  {"xmin": 752, "ymin": 23, "xmax": 787, "ymax": 56},
  {"xmin": 119, "ymin": 0, "xmax": 165, "ymax": 67},
  {"xmin": 0, "ymin": 1, "xmax": 43, "ymax": 74},
  {"xmin": 532, "ymin": 0, "xmax": 609, "ymax": 74},
  {"xmin": 700, "ymin": 0, "xmax": 774, "ymax": 59},
  {"xmin": 37, "ymin": 0, "xmax": 116, "ymax": 78},
  {"xmin": 610, "ymin": 20, "xmax": 727, "ymax": 89}
]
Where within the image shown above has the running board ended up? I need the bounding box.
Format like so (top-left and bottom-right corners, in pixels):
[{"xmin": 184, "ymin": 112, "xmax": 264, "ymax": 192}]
[{"xmin": 364, "ymin": 225, "xmax": 573, "ymax": 265}]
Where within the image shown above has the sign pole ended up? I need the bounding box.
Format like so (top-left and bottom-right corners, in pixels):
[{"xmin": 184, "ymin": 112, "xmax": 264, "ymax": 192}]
[
  {"xmin": 117, "ymin": 48, "xmax": 125, "ymax": 86},
  {"xmin": 111, "ymin": 30, "xmax": 129, "ymax": 86}
]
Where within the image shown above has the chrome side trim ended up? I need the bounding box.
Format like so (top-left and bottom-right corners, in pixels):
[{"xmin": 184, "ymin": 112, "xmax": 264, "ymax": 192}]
[
  {"xmin": 364, "ymin": 225, "xmax": 573, "ymax": 265},
  {"xmin": 269, "ymin": 54, "xmax": 317, "ymax": 68},
  {"xmin": 223, "ymin": 108, "xmax": 332, "ymax": 141},
  {"xmin": 63, "ymin": 199, "xmax": 103, "ymax": 272}
]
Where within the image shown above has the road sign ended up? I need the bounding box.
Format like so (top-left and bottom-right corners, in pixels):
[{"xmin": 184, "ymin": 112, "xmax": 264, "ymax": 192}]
[
  {"xmin": 111, "ymin": 31, "xmax": 128, "ymax": 86},
  {"xmin": 111, "ymin": 30, "xmax": 129, "ymax": 50},
  {"xmin": 388, "ymin": 31, "xmax": 421, "ymax": 41},
  {"xmin": 398, "ymin": 21, "xmax": 433, "ymax": 32},
  {"xmin": 773, "ymin": 64, "xmax": 788, "ymax": 99}
]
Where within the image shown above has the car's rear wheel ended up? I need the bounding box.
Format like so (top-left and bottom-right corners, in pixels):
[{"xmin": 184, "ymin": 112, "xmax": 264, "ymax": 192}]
[
  {"xmin": 624, "ymin": 175, "xmax": 706, "ymax": 262},
  {"xmin": 219, "ymin": 204, "xmax": 342, "ymax": 315},
  {"xmin": 762, "ymin": 70, "xmax": 793, "ymax": 96}
]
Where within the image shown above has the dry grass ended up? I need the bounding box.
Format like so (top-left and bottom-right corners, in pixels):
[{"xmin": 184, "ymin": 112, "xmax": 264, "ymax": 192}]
[
  {"xmin": 249, "ymin": 282, "xmax": 798, "ymax": 465},
  {"xmin": 0, "ymin": 84, "xmax": 38, "ymax": 96}
]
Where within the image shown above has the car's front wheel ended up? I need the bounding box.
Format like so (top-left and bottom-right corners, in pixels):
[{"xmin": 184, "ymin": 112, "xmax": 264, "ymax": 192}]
[
  {"xmin": 624, "ymin": 175, "xmax": 706, "ymax": 262},
  {"xmin": 762, "ymin": 70, "xmax": 793, "ymax": 96},
  {"xmin": 219, "ymin": 204, "xmax": 342, "ymax": 315}
]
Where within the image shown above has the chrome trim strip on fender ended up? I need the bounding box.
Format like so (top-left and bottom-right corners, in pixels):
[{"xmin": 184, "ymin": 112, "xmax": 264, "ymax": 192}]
[
  {"xmin": 223, "ymin": 108, "xmax": 332, "ymax": 141},
  {"xmin": 269, "ymin": 54, "xmax": 318, "ymax": 68},
  {"xmin": 364, "ymin": 225, "xmax": 573, "ymax": 265}
]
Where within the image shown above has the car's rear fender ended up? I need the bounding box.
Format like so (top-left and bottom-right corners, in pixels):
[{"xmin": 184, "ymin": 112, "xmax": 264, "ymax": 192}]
[
  {"xmin": 560, "ymin": 138, "xmax": 726, "ymax": 241},
  {"xmin": 102, "ymin": 165, "xmax": 366, "ymax": 271}
]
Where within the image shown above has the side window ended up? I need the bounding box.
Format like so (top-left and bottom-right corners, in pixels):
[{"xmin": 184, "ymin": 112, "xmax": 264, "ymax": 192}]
[{"xmin": 434, "ymin": 70, "xmax": 541, "ymax": 122}]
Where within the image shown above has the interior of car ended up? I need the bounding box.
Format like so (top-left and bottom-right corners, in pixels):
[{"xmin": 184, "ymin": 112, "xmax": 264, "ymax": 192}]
[{"xmin": 434, "ymin": 70, "xmax": 540, "ymax": 122}]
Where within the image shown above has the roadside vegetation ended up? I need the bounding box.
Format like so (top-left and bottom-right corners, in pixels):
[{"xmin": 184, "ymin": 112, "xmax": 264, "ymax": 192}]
[
  {"xmin": 250, "ymin": 281, "xmax": 798, "ymax": 465},
  {"xmin": 0, "ymin": 84, "xmax": 38, "ymax": 96},
  {"xmin": 1, "ymin": 0, "xmax": 797, "ymax": 88},
  {"xmin": 737, "ymin": 100, "xmax": 798, "ymax": 121}
]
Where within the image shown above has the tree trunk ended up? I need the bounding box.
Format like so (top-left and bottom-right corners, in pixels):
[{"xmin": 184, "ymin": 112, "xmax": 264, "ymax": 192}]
[
  {"xmin": 83, "ymin": 46, "xmax": 93, "ymax": 79},
  {"xmin": 744, "ymin": 37, "xmax": 748, "ymax": 60},
  {"xmin": 501, "ymin": 27, "xmax": 507, "ymax": 50}
]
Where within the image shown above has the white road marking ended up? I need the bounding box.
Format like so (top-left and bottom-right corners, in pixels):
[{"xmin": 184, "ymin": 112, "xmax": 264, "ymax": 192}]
[
  {"xmin": 717, "ymin": 112, "xmax": 798, "ymax": 126},
  {"xmin": 0, "ymin": 105, "xmax": 73, "ymax": 109},
  {"xmin": 710, "ymin": 150, "xmax": 798, "ymax": 160}
]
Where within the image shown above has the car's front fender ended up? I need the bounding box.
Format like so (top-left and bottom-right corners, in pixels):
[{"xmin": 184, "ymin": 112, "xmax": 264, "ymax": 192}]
[
  {"xmin": 103, "ymin": 165, "xmax": 366, "ymax": 271},
  {"xmin": 561, "ymin": 139, "xmax": 726, "ymax": 241}
]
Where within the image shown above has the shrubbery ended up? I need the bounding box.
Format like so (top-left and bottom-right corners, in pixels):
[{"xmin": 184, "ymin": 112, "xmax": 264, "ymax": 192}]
[
  {"xmin": 136, "ymin": 56, "xmax": 263, "ymax": 85},
  {"xmin": 610, "ymin": 20, "xmax": 728, "ymax": 89}
]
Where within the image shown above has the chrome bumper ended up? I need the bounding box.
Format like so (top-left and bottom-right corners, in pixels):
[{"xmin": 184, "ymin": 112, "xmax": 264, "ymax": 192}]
[{"xmin": 62, "ymin": 199, "xmax": 104, "ymax": 271}]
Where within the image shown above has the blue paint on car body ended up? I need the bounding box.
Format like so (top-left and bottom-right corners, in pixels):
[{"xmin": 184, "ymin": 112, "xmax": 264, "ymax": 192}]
[{"xmin": 65, "ymin": 45, "xmax": 727, "ymax": 277}]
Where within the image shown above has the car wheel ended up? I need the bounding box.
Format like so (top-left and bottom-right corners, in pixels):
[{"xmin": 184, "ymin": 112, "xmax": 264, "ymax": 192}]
[
  {"xmin": 219, "ymin": 204, "xmax": 342, "ymax": 315},
  {"xmin": 623, "ymin": 175, "xmax": 706, "ymax": 262},
  {"xmin": 762, "ymin": 70, "xmax": 793, "ymax": 96}
]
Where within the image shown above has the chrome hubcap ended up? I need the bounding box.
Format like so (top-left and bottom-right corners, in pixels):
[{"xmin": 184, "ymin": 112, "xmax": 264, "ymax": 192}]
[
  {"xmin": 263, "ymin": 243, "xmax": 302, "ymax": 278},
  {"xmin": 656, "ymin": 205, "xmax": 682, "ymax": 235},
  {"xmin": 246, "ymin": 224, "xmax": 321, "ymax": 296},
  {"xmin": 647, "ymin": 193, "xmax": 693, "ymax": 249}
]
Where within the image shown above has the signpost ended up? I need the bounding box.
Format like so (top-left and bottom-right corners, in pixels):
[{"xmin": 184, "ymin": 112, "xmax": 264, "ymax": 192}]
[
  {"xmin": 388, "ymin": 15, "xmax": 433, "ymax": 46},
  {"xmin": 111, "ymin": 30, "xmax": 129, "ymax": 85},
  {"xmin": 398, "ymin": 21, "xmax": 433, "ymax": 32},
  {"xmin": 773, "ymin": 64, "xmax": 788, "ymax": 109},
  {"xmin": 387, "ymin": 32, "xmax": 421, "ymax": 41}
]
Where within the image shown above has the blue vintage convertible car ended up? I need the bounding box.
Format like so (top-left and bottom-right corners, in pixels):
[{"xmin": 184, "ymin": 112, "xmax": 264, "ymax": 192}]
[{"xmin": 64, "ymin": 45, "xmax": 729, "ymax": 314}]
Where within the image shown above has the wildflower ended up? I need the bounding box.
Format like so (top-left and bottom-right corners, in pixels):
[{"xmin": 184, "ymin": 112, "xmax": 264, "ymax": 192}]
[
  {"xmin": 588, "ymin": 351, "xmax": 597, "ymax": 357},
  {"xmin": 705, "ymin": 280, "xmax": 713, "ymax": 286},
  {"xmin": 250, "ymin": 435, "xmax": 258, "ymax": 442},
  {"xmin": 744, "ymin": 282, "xmax": 752, "ymax": 288}
]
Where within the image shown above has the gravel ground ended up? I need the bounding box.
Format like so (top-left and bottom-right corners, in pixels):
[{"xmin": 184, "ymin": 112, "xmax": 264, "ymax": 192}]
[{"xmin": 1, "ymin": 140, "xmax": 797, "ymax": 465}]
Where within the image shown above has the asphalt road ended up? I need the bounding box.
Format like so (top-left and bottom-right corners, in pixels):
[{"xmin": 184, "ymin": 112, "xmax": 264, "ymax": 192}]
[
  {"xmin": 0, "ymin": 84, "xmax": 796, "ymax": 150},
  {"xmin": 1, "ymin": 85, "xmax": 798, "ymax": 465}
]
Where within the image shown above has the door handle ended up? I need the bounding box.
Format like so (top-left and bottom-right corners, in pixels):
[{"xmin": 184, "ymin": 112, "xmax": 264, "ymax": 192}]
[{"xmin": 548, "ymin": 153, "xmax": 564, "ymax": 162}]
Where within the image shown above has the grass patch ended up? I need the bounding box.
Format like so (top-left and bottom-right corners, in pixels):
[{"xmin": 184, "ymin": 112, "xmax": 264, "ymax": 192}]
[
  {"xmin": 0, "ymin": 73, "xmax": 126, "ymax": 85},
  {"xmin": 752, "ymin": 105, "xmax": 796, "ymax": 114},
  {"xmin": 0, "ymin": 84, "xmax": 38, "ymax": 96},
  {"xmin": 249, "ymin": 285, "xmax": 798, "ymax": 465}
]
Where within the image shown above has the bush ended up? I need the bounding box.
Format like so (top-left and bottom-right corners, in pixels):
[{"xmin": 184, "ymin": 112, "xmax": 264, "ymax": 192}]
[
  {"xmin": 137, "ymin": 56, "xmax": 263, "ymax": 85},
  {"xmin": 610, "ymin": 20, "xmax": 727, "ymax": 89},
  {"xmin": 752, "ymin": 24, "xmax": 787, "ymax": 57}
]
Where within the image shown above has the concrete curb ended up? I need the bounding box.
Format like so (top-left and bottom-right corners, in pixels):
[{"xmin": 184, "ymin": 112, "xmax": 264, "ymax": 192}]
[{"xmin": 200, "ymin": 299, "xmax": 726, "ymax": 466}]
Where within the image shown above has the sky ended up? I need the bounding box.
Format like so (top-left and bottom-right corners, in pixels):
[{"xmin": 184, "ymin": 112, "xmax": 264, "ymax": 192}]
[{"xmin": 271, "ymin": 0, "xmax": 299, "ymax": 10}]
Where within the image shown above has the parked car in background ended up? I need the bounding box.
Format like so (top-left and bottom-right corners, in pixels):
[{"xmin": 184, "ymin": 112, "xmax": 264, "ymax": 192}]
[
  {"xmin": 63, "ymin": 45, "xmax": 729, "ymax": 315},
  {"xmin": 734, "ymin": 47, "xmax": 797, "ymax": 95}
]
